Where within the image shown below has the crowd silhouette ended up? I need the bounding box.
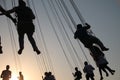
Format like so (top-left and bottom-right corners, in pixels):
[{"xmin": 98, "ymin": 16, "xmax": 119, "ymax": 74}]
[
  {"xmin": 83, "ymin": 61, "xmax": 95, "ymax": 80},
  {"xmin": 42, "ymin": 72, "xmax": 56, "ymax": 80}
]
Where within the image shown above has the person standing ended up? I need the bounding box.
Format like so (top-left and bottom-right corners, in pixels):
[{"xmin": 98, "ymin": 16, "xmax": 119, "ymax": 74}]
[
  {"xmin": 83, "ymin": 61, "xmax": 95, "ymax": 80},
  {"xmin": 18, "ymin": 72, "xmax": 24, "ymax": 80},
  {"xmin": 1, "ymin": 65, "xmax": 12, "ymax": 80},
  {"xmin": 72, "ymin": 67, "xmax": 82, "ymax": 80}
]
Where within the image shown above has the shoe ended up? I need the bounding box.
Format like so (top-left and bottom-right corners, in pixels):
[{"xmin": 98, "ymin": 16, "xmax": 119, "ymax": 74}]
[
  {"xmin": 102, "ymin": 47, "xmax": 109, "ymax": 51},
  {"xmin": 106, "ymin": 73, "xmax": 109, "ymax": 77},
  {"xmin": 18, "ymin": 49, "xmax": 23, "ymax": 55},
  {"xmin": 112, "ymin": 70, "xmax": 115, "ymax": 72},
  {"xmin": 34, "ymin": 49, "xmax": 41, "ymax": 55},
  {"xmin": 111, "ymin": 70, "xmax": 115, "ymax": 75}
]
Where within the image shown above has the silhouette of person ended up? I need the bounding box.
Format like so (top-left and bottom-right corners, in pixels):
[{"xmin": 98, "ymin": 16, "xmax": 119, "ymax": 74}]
[
  {"xmin": 83, "ymin": 61, "xmax": 95, "ymax": 80},
  {"xmin": 3, "ymin": 0, "xmax": 41, "ymax": 55},
  {"xmin": 0, "ymin": 36, "xmax": 3, "ymax": 53},
  {"xmin": 43, "ymin": 72, "xmax": 56, "ymax": 80},
  {"xmin": 1, "ymin": 65, "xmax": 11, "ymax": 80},
  {"xmin": 48, "ymin": 72, "xmax": 56, "ymax": 80},
  {"xmin": 43, "ymin": 72, "xmax": 49, "ymax": 80},
  {"xmin": 0, "ymin": 5, "xmax": 16, "ymax": 24},
  {"xmin": 74, "ymin": 23, "xmax": 109, "ymax": 53},
  {"xmin": 90, "ymin": 46, "xmax": 115, "ymax": 80},
  {"xmin": 18, "ymin": 72, "xmax": 24, "ymax": 80},
  {"xmin": 72, "ymin": 67, "xmax": 82, "ymax": 80}
]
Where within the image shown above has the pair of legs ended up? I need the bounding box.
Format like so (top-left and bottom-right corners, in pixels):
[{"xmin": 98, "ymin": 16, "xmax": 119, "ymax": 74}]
[
  {"xmin": 86, "ymin": 74, "xmax": 94, "ymax": 80},
  {"xmin": 18, "ymin": 31, "xmax": 40, "ymax": 55},
  {"xmin": 99, "ymin": 65, "xmax": 115, "ymax": 80},
  {"xmin": 82, "ymin": 35, "xmax": 109, "ymax": 52}
]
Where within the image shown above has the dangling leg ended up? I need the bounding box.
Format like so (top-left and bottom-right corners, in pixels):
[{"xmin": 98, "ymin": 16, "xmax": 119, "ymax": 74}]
[
  {"xmin": 104, "ymin": 65, "xmax": 115, "ymax": 75},
  {"xmin": 101, "ymin": 67, "xmax": 109, "ymax": 77},
  {"xmin": 89, "ymin": 36, "xmax": 109, "ymax": 51},
  {"xmin": 27, "ymin": 32, "xmax": 41, "ymax": 55},
  {"xmin": 99, "ymin": 68, "xmax": 103, "ymax": 80},
  {"xmin": 18, "ymin": 32, "xmax": 24, "ymax": 55},
  {"xmin": 90, "ymin": 73, "xmax": 95, "ymax": 80}
]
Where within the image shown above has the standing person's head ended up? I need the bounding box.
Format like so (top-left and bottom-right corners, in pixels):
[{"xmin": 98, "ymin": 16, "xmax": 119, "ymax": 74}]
[
  {"xmin": 19, "ymin": 72, "xmax": 22, "ymax": 75},
  {"xmin": 44, "ymin": 72, "xmax": 49, "ymax": 77},
  {"xmin": 75, "ymin": 67, "xmax": 78, "ymax": 71},
  {"xmin": 84, "ymin": 61, "xmax": 88, "ymax": 66},
  {"xmin": 6, "ymin": 65, "xmax": 10, "ymax": 70},
  {"xmin": 18, "ymin": 0, "xmax": 26, "ymax": 6},
  {"xmin": 48, "ymin": 72, "xmax": 52, "ymax": 76}
]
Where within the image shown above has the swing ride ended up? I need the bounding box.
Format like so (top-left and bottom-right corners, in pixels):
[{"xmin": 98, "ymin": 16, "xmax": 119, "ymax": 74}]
[{"xmin": 0, "ymin": 0, "xmax": 116, "ymax": 80}]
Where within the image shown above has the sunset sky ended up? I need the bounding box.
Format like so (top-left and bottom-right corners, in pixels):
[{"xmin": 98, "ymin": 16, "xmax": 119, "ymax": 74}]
[{"xmin": 0, "ymin": 0, "xmax": 120, "ymax": 80}]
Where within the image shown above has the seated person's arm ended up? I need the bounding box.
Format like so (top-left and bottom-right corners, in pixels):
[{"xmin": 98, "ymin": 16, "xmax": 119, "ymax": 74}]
[{"xmin": 85, "ymin": 23, "xmax": 91, "ymax": 29}]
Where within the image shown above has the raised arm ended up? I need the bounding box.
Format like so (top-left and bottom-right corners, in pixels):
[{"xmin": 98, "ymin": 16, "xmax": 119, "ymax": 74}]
[
  {"xmin": 0, "ymin": 6, "xmax": 16, "ymax": 24},
  {"xmin": 84, "ymin": 23, "xmax": 91, "ymax": 29}
]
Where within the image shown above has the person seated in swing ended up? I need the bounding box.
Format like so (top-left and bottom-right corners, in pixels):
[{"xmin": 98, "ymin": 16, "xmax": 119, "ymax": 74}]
[
  {"xmin": 83, "ymin": 61, "xmax": 95, "ymax": 80},
  {"xmin": 0, "ymin": 5, "xmax": 16, "ymax": 25},
  {"xmin": 90, "ymin": 46, "xmax": 115, "ymax": 80},
  {"xmin": 72, "ymin": 67, "xmax": 82, "ymax": 80},
  {"xmin": 1, "ymin": 0, "xmax": 41, "ymax": 55},
  {"xmin": 74, "ymin": 23, "xmax": 109, "ymax": 53},
  {"xmin": 0, "ymin": 36, "xmax": 3, "ymax": 53}
]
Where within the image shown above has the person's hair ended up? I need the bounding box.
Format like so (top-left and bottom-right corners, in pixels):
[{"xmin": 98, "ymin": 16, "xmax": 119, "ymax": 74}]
[
  {"xmin": 84, "ymin": 61, "xmax": 88, "ymax": 65},
  {"xmin": 75, "ymin": 67, "xmax": 78, "ymax": 70},
  {"xmin": 6, "ymin": 65, "xmax": 10, "ymax": 69},
  {"xmin": 19, "ymin": 71, "xmax": 22, "ymax": 74},
  {"xmin": 77, "ymin": 24, "xmax": 82, "ymax": 29},
  {"xmin": 19, "ymin": 0, "xmax": 26, "ymax": 6}
]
